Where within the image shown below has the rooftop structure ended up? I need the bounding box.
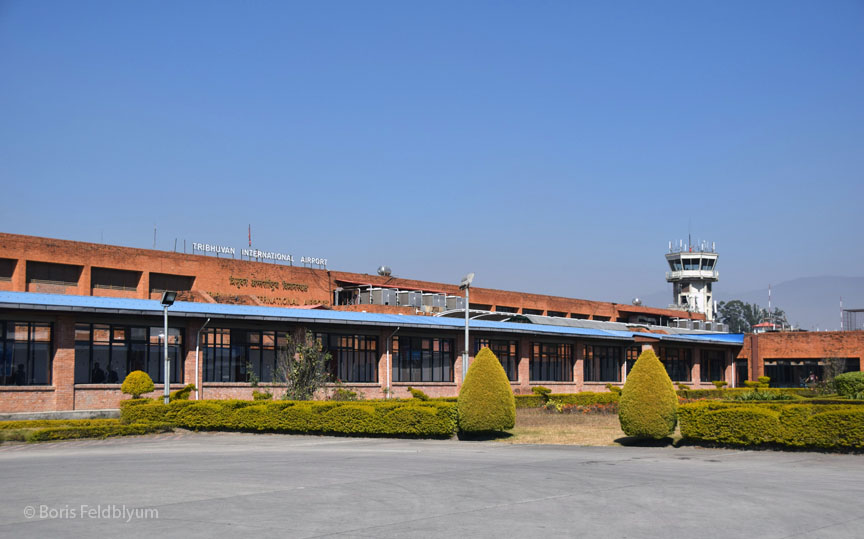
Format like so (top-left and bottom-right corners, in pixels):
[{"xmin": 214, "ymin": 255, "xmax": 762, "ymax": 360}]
[{"xmin": 665, "ymin": 239, "xmax": 719, "ymax": 321}]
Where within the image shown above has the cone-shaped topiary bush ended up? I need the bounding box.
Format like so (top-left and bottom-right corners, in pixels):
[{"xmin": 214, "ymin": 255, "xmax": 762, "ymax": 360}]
[
  {"xmin": 619, "ymin": 349, "xmax": 678, "ymax": 439},
  {"xmin": 457, "ymin": 347, "xmax": 516, "ymax": 433},
  {"xmin": 121, "ymin": 370, "xmax": 155, "ymax": 399}
]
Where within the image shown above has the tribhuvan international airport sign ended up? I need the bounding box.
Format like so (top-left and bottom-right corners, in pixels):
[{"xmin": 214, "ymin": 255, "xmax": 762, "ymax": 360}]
[{"xmin": 191, "ymin": 241, "xmax": 327, "ymax": 268}]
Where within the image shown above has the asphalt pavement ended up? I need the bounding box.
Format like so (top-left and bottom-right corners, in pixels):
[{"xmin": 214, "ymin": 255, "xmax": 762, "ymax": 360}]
[{"xmin": 0, "ymin": 431, "xmax": 861, "ymax": 538}]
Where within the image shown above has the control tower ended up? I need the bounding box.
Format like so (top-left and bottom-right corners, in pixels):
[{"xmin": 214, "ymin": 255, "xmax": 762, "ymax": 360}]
[{"xmin": 665, "ymin": 239, "xmax": 719, "ymax": 321}]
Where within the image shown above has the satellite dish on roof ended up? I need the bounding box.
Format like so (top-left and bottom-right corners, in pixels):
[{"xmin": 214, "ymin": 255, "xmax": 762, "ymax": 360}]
[
  {"xmin": 632, "ymin": 298, "xmax": 642, "ymax": 306},
  {"xmin": 377, "ymin": 266, "xmax": 392, "ymax": 277}
]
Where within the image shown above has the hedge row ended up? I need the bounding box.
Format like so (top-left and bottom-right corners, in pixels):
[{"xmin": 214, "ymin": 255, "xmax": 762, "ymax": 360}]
[
  {"xmin": 675, "ymin": 387, "xmax": 816, "ymax": 400},
  {"xmin": 27, "ymin": 422, "xmax": 173, "ymax": 442},
  {"xmin": 121, "ymin": 399, "xmax": 458, "ymax": 438},
  {"xmin": 515, "ymin": 392, "xmax": 620, "ymax": 408},
  {"xmin": 511, "ymin": 388, "xmax": 818, "ymax": 409},
  {"xmin": 0, "ymin": 418, "xmax": 120, "ymax": 430},
  {"xmin": 679, "ymin": 401, "xmax": 864, "ymax": 449}
]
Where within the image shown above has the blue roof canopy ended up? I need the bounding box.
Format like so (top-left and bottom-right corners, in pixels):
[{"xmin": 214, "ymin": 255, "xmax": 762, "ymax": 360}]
[{"xmin": 0, "ymin": 291, "xmax": 743, "ymax": 346}]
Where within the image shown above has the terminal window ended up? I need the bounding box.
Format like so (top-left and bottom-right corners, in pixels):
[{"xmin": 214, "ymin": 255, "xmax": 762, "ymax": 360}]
[
  {"xmin": 584, "ymin": 345, "xmax": 623, "ymax": 382},
  {"xmin": 392, "ymin": 336, "xmax": 454, "ymax": 383},
  {"xmin": 75, "ymin": 323, "xmax": 183, "ymax": 384},
  {"xmin": 0, "ymin": 321, "xmax": 52, "ymax": 386},
  {"xmin": 530, "ymin": 342, "xmax": 573, "ymax": 382},
  {"xmin": 475, "ymin": 338, "xmax": 518, "ymax": 381}
]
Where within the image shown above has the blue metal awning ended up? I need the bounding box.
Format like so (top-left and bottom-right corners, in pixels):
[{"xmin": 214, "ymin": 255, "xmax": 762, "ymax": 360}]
[{"xmin": 0, "ymin": 291, "xmax": 743, "ymax": 346}]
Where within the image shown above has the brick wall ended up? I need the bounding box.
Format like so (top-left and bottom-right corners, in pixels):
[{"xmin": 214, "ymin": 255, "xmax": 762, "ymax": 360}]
[
  {"xmin": 738, "ymin": 332, "xmax": 864, "ymax": 378},
  {"xmin": 0, "ymin": 232, "xmax": 701, "ymax": 321}
]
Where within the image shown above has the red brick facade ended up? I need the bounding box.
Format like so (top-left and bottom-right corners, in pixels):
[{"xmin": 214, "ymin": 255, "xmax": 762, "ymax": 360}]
[
  {"xmin": 738, "ymin": 332, "xmax": 864, "ymax": 381},
  {"xmin": 0, "ymin": 232, "xmax": 702, "ymax": 322}
]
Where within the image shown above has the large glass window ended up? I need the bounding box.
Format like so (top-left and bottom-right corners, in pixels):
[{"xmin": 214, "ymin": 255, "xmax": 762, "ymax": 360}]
[
  {"xmin": 584, "ymin": 345, "xmax": 622, "ymax": 382},
  {"xmin": 202, "ymin": 328, "xmax": 279, "ymax": 383},
  {"xmin": 625, "ymin": 347, "xmax": 640, "ymax": 375},
  {"xmin": 475, "ymin": 338, "xmax": 519, "ymax": 381},
  {"xmin": 764, "ymin": 358, "xmax": 858, "ymax": 388},
  {"xmin": 660, "ymin": 347, "xmax": 692, "ymax": 382},
  {"xmin": 392, "ymin": 336, "xmax": 454, "ymax": 383},
  {"xmin": 320, "ymin": 334, "xmax": 378, "ymax": 383},
  {"xmin": 74, "ymin": 323, "xmax": 182, "ymax": 384},
  {"xmin": 530, "ymin": 342, "xmax": 573, "ymax": 382},
  {"xmin": 1, "ymin": 321, "xmax": 52, "ymax": 385},
  {"xmin": 700, "ymin": 350, "xmax": 726, "ymax": 382}
]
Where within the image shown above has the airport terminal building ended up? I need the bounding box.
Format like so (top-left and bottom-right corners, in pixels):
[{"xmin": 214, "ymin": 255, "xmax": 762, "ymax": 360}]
[{"xmin": 0, "ymin": 233, "xmax": 859, "ymax": 413}]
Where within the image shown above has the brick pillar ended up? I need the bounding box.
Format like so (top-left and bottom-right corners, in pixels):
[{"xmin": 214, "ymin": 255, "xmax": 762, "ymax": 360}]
[
  {"xmin": 53, "ymin": 315, "xmax": 76, "ymax": 411},
  {"xmin": 77, "ymin": 265, "xmax": 91, "ymax": 296},
  {"xmin": 574, "ymin": 341, "xmax": 584, "ymax": 391},
  {"xmin": 518, "ymin": 336, "xmax": 531, "ymax": 392},
  {"xmin": 692, "ymin": 348, "xmax": 701, "ymax": 385},
  {"xmin": 725, "ymin": 349, "xmax": 734, "ymax": 386},
  {"xmin": 750, "ymin": 335, "xmax": 760, "ymax": 382},
  {"xmin": 185, "ymin": 320, "xmax": 204, "ymax": 398},
  {"xmin": 454, "ymin": 331, "xmax": 465, "ymax": 389},
  {"xmin": 378, "ymin": 328, "xmax": 391, "ymax": 398},
  {"xmin": 140, "ymin": 272, "xmax": 150, "ymax": 300},
  {"xmin": 12, "ymin": 258, "xmax": 25, "ymax": 291}
]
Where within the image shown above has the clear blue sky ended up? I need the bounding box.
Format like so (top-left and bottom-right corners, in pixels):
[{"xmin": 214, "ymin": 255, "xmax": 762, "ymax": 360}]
[{"xmin": 1, "ymin": 1, "xmax": 862, "ymax": 304}]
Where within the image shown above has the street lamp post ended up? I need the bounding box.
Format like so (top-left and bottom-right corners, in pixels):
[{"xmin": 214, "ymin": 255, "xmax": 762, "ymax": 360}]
[
  {"xmin": 459, "ymin": 273, "xmax": 474, "ymax": 382},
  {"xmin": 160, "ymin": 291, "xmax": 177, "ymax": 404}
]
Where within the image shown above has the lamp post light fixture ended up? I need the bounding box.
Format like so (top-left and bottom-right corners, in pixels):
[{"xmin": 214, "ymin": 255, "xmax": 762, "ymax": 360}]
[
  {"xmin": 459, "ymin": 273, "xmax": 474, "ymax": 382},
  {"xmin": 160, "ymin": 291, "xmax": 177, "ymax": 404}
]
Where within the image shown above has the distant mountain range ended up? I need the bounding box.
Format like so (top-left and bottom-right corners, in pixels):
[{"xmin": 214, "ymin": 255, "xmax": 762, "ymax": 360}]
[{"xmin": 637, "ymin": 276, "xmax": 864, "ymax": 331}]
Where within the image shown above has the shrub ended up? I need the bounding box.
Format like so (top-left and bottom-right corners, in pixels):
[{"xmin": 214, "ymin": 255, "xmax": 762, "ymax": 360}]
[
  {"xmin": 743, "ymin": 380, "xmax": 761, "ymax": 389},
  {"xmin": 732, "ymin": 390, "xmax": 797, "ymax": 402},
  {"xmin": 678, "ymin": 387, "xmax": 814, "ymax": 400},
  {"xmin": 252, "ymin": 390, "xmax": 273, "ymax": 401},
  {"xmin": 679, "ymin": 402, "xmax": 864, "ymax": 449},
  {"xmin": 531, "ymin": 386, "xmax": 552, "ymax": 403},
  {"xmin": 515, "ymin": 391, "xmax": 619, "ymax": 409},
  {"xmin": 834, "ymin": 372, "xmax": 864, "ymax": 399},
  {"xmin": 457, "ymin": 347, "xmax": 516, "ymax": 433},
  {"xmin": 681, "ymin": 406, "xmax": 781, "ymax": 445},
  {"xmin": 331, "ymin": 388, "xmax": 362, "ymax": 401},
  {"xmin": 758, "ymin": 376, "xmax": 771, "ymax": 388},
  {"xmin": 619, "ymin": 349, "xmax": 678, "ymax": 439},
  {"xmin": 605, "ymin": 383, "xmax": 622, "ymax": 396},
  {"xmin": 407, "ymin": 387, "xmax": 430, "ymax": 401},
  {"xmin": 169, "ymin": 384, "xmax": 196, "ymax": 402},
  {"xmin": 120, "ymin": 399, "xmax": 458, "ymax": 438},
  {"xmin": 121, "ymin": 371, "xmax": 155, "ymax": 399},
  {"xmin": 712, "ymin": 381, "xmax": 728, "ymax": 389},
  {"xmin": 26, "ymin": 422, "xmax": 172, "ymax": 442}
]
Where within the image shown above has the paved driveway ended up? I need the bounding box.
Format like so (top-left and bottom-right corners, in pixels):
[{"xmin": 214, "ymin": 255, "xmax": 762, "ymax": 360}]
[{"xmin": 0, "ymin": 432, "xmax": 861, "ymax": 538}]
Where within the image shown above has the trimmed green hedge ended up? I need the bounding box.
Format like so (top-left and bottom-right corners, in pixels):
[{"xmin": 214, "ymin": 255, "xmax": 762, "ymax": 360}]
[
  {"xmin": 0, "ymin": 418, "xmax": 120, "ymax": 430},
  {"xmin": 121, "ymin": 399, "xmax": 458, "ymax": 438},
  {"xmin": 676, "ymin": 387, "xmax": 816, "ymax": 400},
  {"xmin": 457, "ymin": 347, "xmax": 515, "ymax": 433},
  {"xmin": 0, "ymin": 418, "xmax": 172, "ymax": 443},
  {"xmin": 515, "ymin": 392, "xmax": 619, "ymax": 408},
  {"xmin": 27, "ymin": 422, "xmax": 173, "ymax": 442},
  {"xmin": 679, "ymin": 401, "xmax": 864, "ymax": 449},
  {"xmin": 834, "ymin": 372, "xmax": 864, "ymax": 398}
]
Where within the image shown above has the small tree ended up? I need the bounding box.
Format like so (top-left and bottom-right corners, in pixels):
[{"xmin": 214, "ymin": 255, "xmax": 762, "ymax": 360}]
[
  {"xmin": 457, "ymin": 347, "xmax": 516, "ymax": 433},
  {"xmin": 274, "ymin": 330, "xmax": 331, "ymax": 400},
  {"xmin": 619, "ymin": 349, "xmax": 678, "ymax": 439},
  {"xmin": 121, "ymin": 370, "xmax": 155, "ymax": 399}
]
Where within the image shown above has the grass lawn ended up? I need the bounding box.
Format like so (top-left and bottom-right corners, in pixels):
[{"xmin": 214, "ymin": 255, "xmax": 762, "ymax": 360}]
[{"xmin": 500, "ymin": 408, "xmax": 626, "ymax": 446}]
